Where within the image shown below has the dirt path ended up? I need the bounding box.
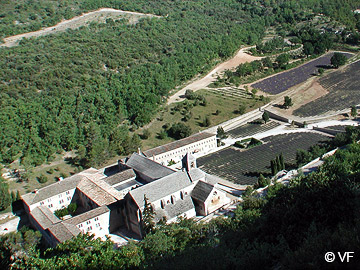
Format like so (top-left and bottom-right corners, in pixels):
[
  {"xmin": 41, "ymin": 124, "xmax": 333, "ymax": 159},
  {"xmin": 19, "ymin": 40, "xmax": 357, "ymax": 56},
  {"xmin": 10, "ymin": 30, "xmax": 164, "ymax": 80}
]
[
  {"xmin": 1, "ymin": 8, "xmax": 162, "ymax": 48},
  {"xmin": 166, "ymin": 46, "xmax": 262, "ymax": 104}
]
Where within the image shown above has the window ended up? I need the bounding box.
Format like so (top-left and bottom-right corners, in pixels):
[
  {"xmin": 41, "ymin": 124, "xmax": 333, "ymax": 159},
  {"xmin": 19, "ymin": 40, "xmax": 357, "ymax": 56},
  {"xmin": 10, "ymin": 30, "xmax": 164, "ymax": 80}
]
[
  {"xmin": 67, "ymin": 197, "xmax": 71, "ymax": 201},
  {"xmin": 40, "ymin": 202, "xmax": 44, "ymax": 205},
  {"xmin": 180, "ymin": 191, "xmax": 184, "ymax": 200},
  {"xmin": 59, "ymin": 194, "xmax": 62, "ymax": 198},
  {"xmin": 78, "ymin": 224, "xmax": 83, "ymax": 228},
  {"xmin": 86, "ymin": 220, "xmax": 91, "ymax": 225},
  {"xmin": 59, "ymin": 199, "xmax": 64, "ymax": 204},
  {"xmin": 160, "ymin": 200, "xmax": 165, "ymax": 209},
  {"xmin": 171, "ymin": 195, "xmax": 175, "ymax": 204},
  {"xmin": 66, "ymin": 191, "xmax": 70, "ymax": 195},
  {"xmin": 94, "ymin": 217, "xmax": 99, "ymax": 221},
  {"xmin": 48, "ymin": 204, "xmax": 53, "ymax": 208}
]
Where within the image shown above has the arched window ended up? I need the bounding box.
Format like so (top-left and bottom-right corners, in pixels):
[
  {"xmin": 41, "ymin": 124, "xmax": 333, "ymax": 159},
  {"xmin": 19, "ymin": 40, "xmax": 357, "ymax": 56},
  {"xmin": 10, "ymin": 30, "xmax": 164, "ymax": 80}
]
[
  {"xmin": 161, "ymin": 200, "xmax": 165, "ymax": 209},
  {"xmin": 171, "ymin": 195, "xmax": 175, "ymax": 204},
  {"xmin": 180, "ymin": 191, "xmax": 184, "ymax": 200}
]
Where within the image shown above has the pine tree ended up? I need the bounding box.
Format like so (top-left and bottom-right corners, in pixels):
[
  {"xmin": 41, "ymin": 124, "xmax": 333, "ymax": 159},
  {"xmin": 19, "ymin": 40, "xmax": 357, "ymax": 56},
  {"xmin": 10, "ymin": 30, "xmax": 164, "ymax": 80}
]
[
  {"xmin": 16, "ymin": 190, "xmax": 21, "ymax": 201},
  {"xmin": 279, "ymin": 153, "xmax": 285, "ymax": 170},
  {"xmin": 0, "ymin": 180, "xmax": 11, "ymax": 210},
  {"xmin": 142, "ymin": 195, "xmax": 155, "ymax": 235},
  {"xmin": 11, "ymin": 191, "xmax": 16, "ymax": 203}
]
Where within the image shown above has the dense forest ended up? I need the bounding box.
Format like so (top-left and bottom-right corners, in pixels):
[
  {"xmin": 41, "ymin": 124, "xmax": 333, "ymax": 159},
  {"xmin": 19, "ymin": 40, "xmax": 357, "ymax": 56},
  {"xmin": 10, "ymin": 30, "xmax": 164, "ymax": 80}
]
[
  {"xmin": 1, "ymin": 0, "xmax": 360, "ymax": 169},
  {"xmin": 1, "ymin": 127, "xmax": 360, "ymax": 269}
]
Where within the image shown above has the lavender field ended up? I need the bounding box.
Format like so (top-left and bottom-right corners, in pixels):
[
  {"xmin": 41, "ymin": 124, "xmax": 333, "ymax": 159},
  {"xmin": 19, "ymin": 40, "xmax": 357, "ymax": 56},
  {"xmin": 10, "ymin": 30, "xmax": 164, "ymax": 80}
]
[
  {"xmin": 251, "ymin": 52, "xmax": 353, "ymax": 94},
  {"xmin": 198, "ymin": 132, "xmax": 330, "ymax": 185},
  {"xmin": 294, "ymin": 60, "xmax": 360, "ymax": 117}
]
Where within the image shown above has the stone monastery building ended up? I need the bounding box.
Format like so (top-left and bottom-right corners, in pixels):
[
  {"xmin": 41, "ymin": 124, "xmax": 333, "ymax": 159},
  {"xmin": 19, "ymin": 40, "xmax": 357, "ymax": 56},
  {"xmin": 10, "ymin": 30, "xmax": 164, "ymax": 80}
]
[{"xmin": 22, "ymin": 132, "xmax": 229, "ymax": 246}]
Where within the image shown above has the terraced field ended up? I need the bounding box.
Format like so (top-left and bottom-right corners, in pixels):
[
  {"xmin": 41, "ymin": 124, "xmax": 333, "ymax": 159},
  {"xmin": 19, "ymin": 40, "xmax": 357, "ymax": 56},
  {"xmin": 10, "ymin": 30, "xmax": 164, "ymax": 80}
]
[
  {"xmin": 198, "ymin": 132, "xmax": 330, "ymax": 185},
  {"xmin": 226, "ymin": 120, "xmax": 281, "ymax": 139},
  {"xmin": 294, "ymin": 60, "xmax": 360, "ymax": 117},
  {"xmin": 251, "ymin": 52, "xmax": 353, "ymax": 94}
]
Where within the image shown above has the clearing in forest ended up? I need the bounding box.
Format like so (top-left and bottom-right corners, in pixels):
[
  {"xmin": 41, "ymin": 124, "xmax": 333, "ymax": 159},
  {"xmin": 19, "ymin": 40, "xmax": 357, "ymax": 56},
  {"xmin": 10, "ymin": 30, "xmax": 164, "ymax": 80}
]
[{"xmin": 1, "ymin": 8, "xmax": 161, "ymax": 47}]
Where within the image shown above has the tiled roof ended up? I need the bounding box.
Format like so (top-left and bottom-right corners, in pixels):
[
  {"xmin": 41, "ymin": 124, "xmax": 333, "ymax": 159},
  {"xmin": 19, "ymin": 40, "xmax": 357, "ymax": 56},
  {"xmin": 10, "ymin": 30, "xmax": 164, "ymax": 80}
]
[
  {"xmin": 30, "ymin": 206, "xmax": 61, "ymax": 229},
  {"xmin": 64, "ymin": 206, "xmax": 109, "ymax": 226},
  {"xmin": 126, "ymin": 153, "xmax": 175, "ymax": 181},
  {"xmin": 22, "ymin": 168, "xmax": 105, "ymax": 206},
  {"xmin": 191, "ymin": 181, "xmax": 214, "ymax": 202},
  {"xmin": 188, "ymin": 168, "xmax": 205, "ymax": 182},
  {"xmin": 143, "ymin": 132, "xmax": 215, "ymax": 157},
  {"xmin": 77, "ymin": 177, "xmax": 123, "ymax": 206},
  {"xmin": 104, "ymin": 169, "xmax": 136, "ymax": 186},
  {"xmin": 155, "ymin": 195, "xmax": 195, "ymax": 221},
  {"xmin": 129, "ymin": 170, "xmax": 196, "ymax": 208},
  {"xmin": 47, "ymin": 222, "xmax": 81, "ymax": 243}
]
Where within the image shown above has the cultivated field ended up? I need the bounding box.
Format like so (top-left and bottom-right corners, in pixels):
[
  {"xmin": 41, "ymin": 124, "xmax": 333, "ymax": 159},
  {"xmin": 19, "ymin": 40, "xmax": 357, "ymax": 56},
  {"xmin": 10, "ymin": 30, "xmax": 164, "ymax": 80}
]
[
  {"xmin": 206, "ymin": 86, "xmax": 253, "ymax": 101},
  {"xmin": 294, "ymin": 60, "xmax": 360, "ymax": 117},
  {"xmin": 226, "ymin": 120, "xmax": 281, "ymax": 139},
  {"xmin": 198, "ymin": 132, "xmax": 330, "ymax": 185},
  {"xmin": 251, "ymin": 52, "xmax": 353, "ymax": 94}
]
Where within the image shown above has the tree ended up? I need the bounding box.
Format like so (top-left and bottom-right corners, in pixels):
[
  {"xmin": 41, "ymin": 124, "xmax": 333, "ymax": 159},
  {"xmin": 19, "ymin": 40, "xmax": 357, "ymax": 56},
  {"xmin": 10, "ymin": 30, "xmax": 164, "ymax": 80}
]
[
  {"xmin": 257, "ymin": 174, "xmax": 270, "ymax": 188},
  {"xmin": 279, "ymin": 153, "xmax": 285, "ymax": 170},
  {"xmin": 238, "ymin": 104, "xmax": 246, "ymax": 115},
  {"xmin": 37, "ymin": 175, "xmax": 48, "ymax": 184},
  {"xmin": 217, "ymin": 126, "xmax": 227, "ymax": 139},
  {"xmin": 141, "ymin": 129, "xmax": 151, "ymax": 140},
  {"xmin": 142, "ymin": 195, "xmax": 155, "ymax": 235},
  {"xmin": 262, "ymin": 111, "xmax": 270, "ymax": 124},
  {"xmin": 275, "ymin": 53, "xmax": 289, "ymax": 69},
  {"xmin": 0, "ymin": 178, "xmax": 11, "ymax": 211},
  {"xmin": 283, "ymin": 96, "xmax": 293, "ymax": 109},
  {"xmin": 351, "ymin": 105, "xmax": 357, "ymax": 118},
  {"xmin": 203, "ymin": 116, "xmax": 211, "ymax": 127},
  {"xmin": 167, "ymin": 123, "xmax": 191, "ymax": 140},
  {"xmin": 331, "ymin": 52, "xmax": 347, "ymax": 68}
]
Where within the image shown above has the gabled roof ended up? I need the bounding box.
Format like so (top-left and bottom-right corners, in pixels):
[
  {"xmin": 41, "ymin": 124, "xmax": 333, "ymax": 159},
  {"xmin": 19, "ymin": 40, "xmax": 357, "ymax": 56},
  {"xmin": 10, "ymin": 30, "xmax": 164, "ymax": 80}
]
[
  {"xmin": 155, "ymin": 195, "xmax": 195, "ymax": 221},
  {"xmin": 104, "ymin": 169, "xmax": 136, "ymax": 186},
  {"xmin": 191, "ymin": 181, "xmax": 214, "ymax": 202},
  {"xmin": 77, "ymin": 177, "xmax": 123, "ymax": 206},
  {"xmin": 129, "ymin": 171, "xmax": 193, "ymax": 208},
  {"xmin": 22, "ymin": 168, "xmax": 105, "ymax": 206},
  {"xmin": 143, "ymin": 132, "xmax": 215, "ymax": 157},
  {"xmin": 47, "ymin": 222, "xmax": 81, "ymax": 243},
  {"xmin": 64, "ymin": 206, "xmax": 109, "ymax": 226},
  {"xmin": 126, "ymin": 153, "xmax": 175, "ymax": 181},
  {"xmin": 30, "ymin": 206, "xmax": 61, "ymax": 229},
  {"xmin": 188, "ymin": 168, "xmax": 205, "ymax": 182}
]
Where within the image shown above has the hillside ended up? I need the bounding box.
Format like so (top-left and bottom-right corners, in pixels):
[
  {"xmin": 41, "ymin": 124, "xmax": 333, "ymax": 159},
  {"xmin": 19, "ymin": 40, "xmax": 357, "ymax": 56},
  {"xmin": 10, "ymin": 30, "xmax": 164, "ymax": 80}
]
[{"xmin": 1, "ymin": 0, "xmax": 360, "ymax": 170}]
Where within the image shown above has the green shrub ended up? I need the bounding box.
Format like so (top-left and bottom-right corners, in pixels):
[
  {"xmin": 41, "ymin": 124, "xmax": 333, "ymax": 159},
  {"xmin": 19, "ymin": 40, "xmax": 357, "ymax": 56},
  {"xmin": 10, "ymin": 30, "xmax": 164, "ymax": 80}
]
[
  {"xmin": 37, "ymin": 175, "xmax": 48, "ymax": 184},
  {"xmin": 234, "ymin": 141, "xmax": 245, "ymax": 148},
  {"xmin": 67, "ymin": 203, "xmax": 77, "ymax": 215}
]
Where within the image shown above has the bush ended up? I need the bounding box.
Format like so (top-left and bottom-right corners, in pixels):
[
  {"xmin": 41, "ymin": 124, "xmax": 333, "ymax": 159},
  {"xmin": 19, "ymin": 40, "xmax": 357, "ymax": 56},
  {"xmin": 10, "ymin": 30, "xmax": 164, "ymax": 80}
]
[
  {"xmin": 141, "ymin": 129, "xmax": 151, "ymax": 140},
  {"xmin": 37, "ymin": 175, "xmax": 48, "ymax": 184},
  {"xmin": 167, "ymin": 123, "xmax": 192, "ymax": 140},
  {"xmin": 67, "ymin": 203, "xmax": 77, "ymax": 215},
  {"xmin": 157, "ymin": 130, "xmax": 167, "ymax": 140},
  {"xmin": 247, "ymin": 138, "xmax": 262, "ymax": 148},
  {"xmin": 234, "ymin": 141, "xmax": 245, "ymax": 148},
  {"xmin": 54, "ymin": 208, "xmax": 68, "ymax": 219}
]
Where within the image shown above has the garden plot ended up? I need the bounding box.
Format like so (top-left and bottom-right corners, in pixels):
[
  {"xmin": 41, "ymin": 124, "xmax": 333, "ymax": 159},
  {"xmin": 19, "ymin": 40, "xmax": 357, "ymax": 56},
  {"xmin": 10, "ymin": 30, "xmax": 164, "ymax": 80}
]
[
  {"xmin": 294, "ymin": 60, "xmax": 360, "ymax": 117},
  {"xmin": 251, "ymin": 52, "xmax": 353, "ymax": 94},
  {"xmin": 226, "ymin": 120, "xmax": 281, "ymax": 139},
  {"xmin": 198, "ymin": 132, "xmax": 330, "ymax": 185}
]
